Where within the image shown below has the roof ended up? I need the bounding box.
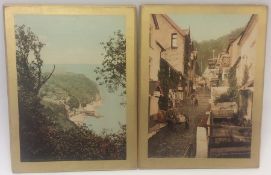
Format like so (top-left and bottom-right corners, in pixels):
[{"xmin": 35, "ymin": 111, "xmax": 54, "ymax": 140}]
[
  {"xmin": 226, "ymin": 14, "xmax": 257, "ymax": 52},
  {"xmin": 151, "ymin": 14, "xmax": 159, "ymax": 29},
  {"xmin": 161, "ymin": 14, "xmax": 187, "ymax": 37},
  {"xmin": 160, "ymin": 57, "xmax": 182, "ymax": 74},
  {"xmin": 226, "ymin": 32, "xmax": 243, "ymax": 52},
  {"xmin": 238, "ymin": 14, "xmax": 257, "ymax": 45},
  {"xmin": 156, "ymin": 41, "xmax": 165, "ymax": 51}
]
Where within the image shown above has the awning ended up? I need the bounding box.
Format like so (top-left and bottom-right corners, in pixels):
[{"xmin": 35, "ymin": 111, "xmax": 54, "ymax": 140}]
[{"xmin": 160, "ymin": 57, "xmax": 183, "ymax": 75}]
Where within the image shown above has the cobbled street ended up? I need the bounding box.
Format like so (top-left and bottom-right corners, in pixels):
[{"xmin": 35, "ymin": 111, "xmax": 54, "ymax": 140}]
[{"xmin": 148, "ymin": 87, "xmax": 211, "ymax": 158}]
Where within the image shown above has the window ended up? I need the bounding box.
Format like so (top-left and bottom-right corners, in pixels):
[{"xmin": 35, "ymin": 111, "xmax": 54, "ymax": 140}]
[{"xmin": 171, "ymin": 33, "xmax": 177, "ymax": 48}]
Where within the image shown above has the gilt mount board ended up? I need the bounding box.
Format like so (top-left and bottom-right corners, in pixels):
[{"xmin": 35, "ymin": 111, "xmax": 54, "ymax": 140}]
[
  {"xmin": 3, "ymin": 3, "xmax": 268, "ymax": 172},
  {"xmin": 4, "ymin": 5, "xmax": 137, "ymax": 173},
  {"xmin": 138, "ymin": 4, "xmax": 267, "ymax": 169}
]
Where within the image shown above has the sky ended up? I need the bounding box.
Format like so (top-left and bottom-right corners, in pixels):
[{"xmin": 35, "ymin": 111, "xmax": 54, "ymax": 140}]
[
  {"xmin": 168, "ymin": 14, "xmax": 251, "ymax": 42},
  {"xmin": 15, "ymin": 15, "xmax": 125, "ymax": 64}
]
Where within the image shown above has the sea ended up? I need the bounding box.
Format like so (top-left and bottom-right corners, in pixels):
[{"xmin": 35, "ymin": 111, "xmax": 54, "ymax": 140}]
[{"xmin": 43, "ymin": 64, "xmax": 126, "ymax": 134}]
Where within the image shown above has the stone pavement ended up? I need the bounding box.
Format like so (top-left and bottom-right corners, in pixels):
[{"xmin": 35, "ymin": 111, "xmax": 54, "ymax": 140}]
[{"xmin": 148, "ymin": 87, "xmax": 211, "ymax": 158}]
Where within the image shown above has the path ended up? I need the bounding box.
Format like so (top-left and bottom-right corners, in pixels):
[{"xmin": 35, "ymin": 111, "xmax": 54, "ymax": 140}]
[{"xmin": 148, "ymin": 87, "xmax": 211, "ymax": 158}]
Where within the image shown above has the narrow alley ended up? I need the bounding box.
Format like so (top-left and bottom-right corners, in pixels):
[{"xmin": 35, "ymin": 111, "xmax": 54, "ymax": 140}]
[{"xmin": 148, "ymin": 87, "xmax": 211, "ymax": 158}]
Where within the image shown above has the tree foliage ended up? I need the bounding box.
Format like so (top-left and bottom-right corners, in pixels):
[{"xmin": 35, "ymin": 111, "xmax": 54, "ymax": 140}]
[
  {"xmin": 94, "ymin": 30, "xmax": 126, "ymax": 96},
  {"xmin": 158, "ymin": 59, "xmax": 180, "ymax": 109},
  {"xmin": 16, "ymin": 25, "xmax": 55, "ymax": 97},
  {"xmin": 15, "ymin": 25, "xmax": 56, "ymax": 160},
  {"xmin": 41, "ymin": 73, "xmax": 100, "ymax": 106},
  {"xmin": 184, "ymin": 35, "xmax": 192, "ymax": 76},
  {"xmin": 67, "ymin": 96, "xmax": 80, "ymax": 110}
]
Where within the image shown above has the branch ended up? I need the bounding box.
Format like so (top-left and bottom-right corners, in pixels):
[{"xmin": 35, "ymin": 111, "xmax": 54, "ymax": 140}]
[
  {"xmin": 36, "ymin": 65, "xmax": 55, "ymax": 92},
  {"xmin": 42, "ymin": 65, "xmax": 55, "ymax": 85}
]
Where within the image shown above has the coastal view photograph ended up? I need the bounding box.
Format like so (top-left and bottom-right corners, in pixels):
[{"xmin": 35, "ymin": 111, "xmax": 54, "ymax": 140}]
[
  {"xmin": 15, "ymin": 15, "xmax": 127, "ymax": 161},
  {"xmin": 148, "ymin": 14, "xmax": 257, "ymax": 158}
]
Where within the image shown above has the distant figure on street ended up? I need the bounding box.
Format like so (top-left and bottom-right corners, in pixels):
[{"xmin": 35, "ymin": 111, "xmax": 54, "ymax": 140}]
[
  {"xmin": 194, "ymin": 97, "xmax": 198, "ymax": 106},
  {"xmin": 190, "ymin": 93, "xmax": 195, "ymax": 102},
  {"xmin": 185, "ymin": 115, "xmax": 190, "ymax": 129},
  {"xmin": 191, "ymin": 93, "xmax": 198, "ymax": 107},
  {"xmin": 168, "ymin": 89, "xmax": 176, "ymax": 108}
]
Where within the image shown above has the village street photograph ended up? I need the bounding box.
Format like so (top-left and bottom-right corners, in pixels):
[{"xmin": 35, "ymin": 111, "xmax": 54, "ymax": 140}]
[
  {"xmin": 148, "ymin": 14, "xmax": 257, "ymax": 158},
  {"xmin": 14, "ymin": 14, "xmax": 127, "ymax": 161}
]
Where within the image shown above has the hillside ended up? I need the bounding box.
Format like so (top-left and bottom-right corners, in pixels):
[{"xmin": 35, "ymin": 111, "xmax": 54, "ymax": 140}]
[
  {"xmin": 194, "ymin": 27, "xmax": 244, "ymax": 75},
  {"xmin": 39, "ymin": 72, "xmax": 100, "ymax": 129},
  {"xmin": 40, "ymin": 72, "xmax": 100, "ymax": 106}
]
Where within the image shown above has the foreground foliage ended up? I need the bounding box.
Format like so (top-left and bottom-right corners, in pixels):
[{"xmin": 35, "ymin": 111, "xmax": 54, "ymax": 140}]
[{"xmin": 94, "ymin": 30, "xmax": 126, "ymax": 96}]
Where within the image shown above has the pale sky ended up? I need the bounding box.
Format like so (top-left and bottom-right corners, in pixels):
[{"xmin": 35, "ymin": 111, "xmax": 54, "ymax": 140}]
[
  {"xmin": 15, "ymin": 15, "xmax": 125, "ymax": 64},
  {"xmin": 168, "ymin": 14, "xmax": 251, "ymax": 42}
]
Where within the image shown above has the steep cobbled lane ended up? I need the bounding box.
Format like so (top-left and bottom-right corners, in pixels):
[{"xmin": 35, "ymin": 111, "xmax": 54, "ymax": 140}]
[{"xmin": 148, "ymin": 87, "xmax": 211, "ymax": 158}]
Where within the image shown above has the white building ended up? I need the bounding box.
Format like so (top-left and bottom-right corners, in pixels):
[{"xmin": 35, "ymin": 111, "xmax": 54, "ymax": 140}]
[
  {"xmin": 237, "ymin": 15, "xmax": 258, "ymax": 121},
  {"xmin": 226, "ymin": 15, "xmax": 258, "ymax": 121}
]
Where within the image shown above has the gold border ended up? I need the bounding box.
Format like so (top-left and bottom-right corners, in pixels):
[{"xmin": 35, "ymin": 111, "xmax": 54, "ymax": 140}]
[
  {"xmin": 139, "ymin": 4, "xmax": 267, "ymax": 169},
  {"xmin": 4, "ymin": 5, "xmax": 137, "ymax": 172}
]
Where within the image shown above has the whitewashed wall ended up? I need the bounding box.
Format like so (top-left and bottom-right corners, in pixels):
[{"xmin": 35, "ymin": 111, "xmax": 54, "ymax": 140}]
[{"xmin": 238, "ymin": 16, "xmax": 258, "ymax": 87}]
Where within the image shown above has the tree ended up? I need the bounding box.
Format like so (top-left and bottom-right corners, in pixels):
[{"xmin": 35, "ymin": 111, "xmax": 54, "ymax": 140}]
[
  {"xmin": 158, "ymin": 59, "xmax": 181, "ymax": 110},
  {"xmin": 16, "ymin": 25, "xmax": 55, "ymax": 98},
  {"xmin": 67, "ymin": 96, "xmax": 80, "ymax": 111},
  {"xmin": 15, "ymin": 25, "xmax": 55, "ymax": 160},
  {"xmin": 94, "ymin": 30, "xmax": 126, "ymax": 96}
]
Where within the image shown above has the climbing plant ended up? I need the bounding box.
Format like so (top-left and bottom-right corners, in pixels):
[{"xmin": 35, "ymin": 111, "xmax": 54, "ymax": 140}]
[{"xmin": 215, "ymin": 57, "xmax": 240, "ymax": 103}]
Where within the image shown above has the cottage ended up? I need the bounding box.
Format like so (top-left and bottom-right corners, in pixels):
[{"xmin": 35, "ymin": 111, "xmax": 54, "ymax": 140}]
[
  {"xmin": 223, "ymin": 15, "xmax": 258, "ymax": 122},
  {"xmin": 149, "ymin": 14, "xmax": 191, "ymax": 119},
  {"xmin": 237, "ymin": 15, "xmax": 258, "ymax": 121},
  {"xmin": 149, "ymin": 14, "xmax": 186, "ymax": 81}
]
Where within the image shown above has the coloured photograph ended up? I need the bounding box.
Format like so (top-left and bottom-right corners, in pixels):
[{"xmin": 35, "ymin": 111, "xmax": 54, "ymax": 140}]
[
  {"xmin": 15, "ymin": 14, "xmax": 127, "ymax": 161},
  {"xmin": 148, "ymin": 13, "xmax": 258, "ymax": 158}
]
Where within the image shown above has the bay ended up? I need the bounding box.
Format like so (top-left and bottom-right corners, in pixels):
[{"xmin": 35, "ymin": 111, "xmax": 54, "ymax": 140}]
[{"xmin": 43, "ymin": 64, "xmax": 126, "ymax": 134}]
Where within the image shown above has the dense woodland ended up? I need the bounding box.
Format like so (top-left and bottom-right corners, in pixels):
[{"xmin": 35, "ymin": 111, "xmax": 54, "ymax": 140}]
[{"xmin": 16, "ymin": 25, "xmax": 126, "ymax": 161}]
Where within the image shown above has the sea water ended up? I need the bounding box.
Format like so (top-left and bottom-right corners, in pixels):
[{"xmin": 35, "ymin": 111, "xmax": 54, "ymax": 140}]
[{"xmin": 43, "ymin": 64, "xmax": 126, "ymax": 134}]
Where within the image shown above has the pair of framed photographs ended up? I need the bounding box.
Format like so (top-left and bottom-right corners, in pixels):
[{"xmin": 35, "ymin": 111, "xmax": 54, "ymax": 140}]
[{"xmin": 4, "ymin": 4, "xmax": 267, "ymax": 172}]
